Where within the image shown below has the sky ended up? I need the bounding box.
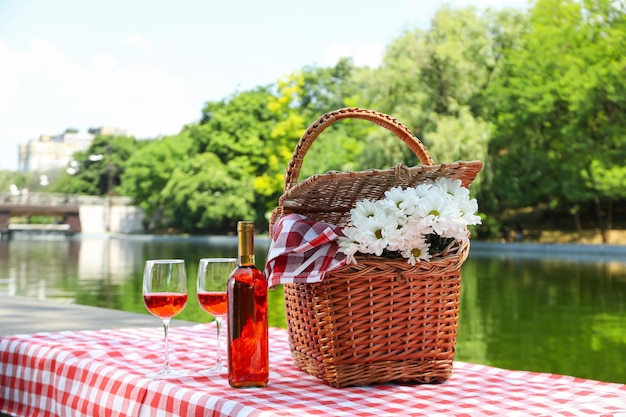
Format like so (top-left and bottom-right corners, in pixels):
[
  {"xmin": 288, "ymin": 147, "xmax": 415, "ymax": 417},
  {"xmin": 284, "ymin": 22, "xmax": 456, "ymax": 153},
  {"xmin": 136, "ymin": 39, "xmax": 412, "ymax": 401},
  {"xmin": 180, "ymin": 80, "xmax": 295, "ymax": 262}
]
[{"xmin": 0, "ymin": 0, "xmax": 529, "ymax": 171}]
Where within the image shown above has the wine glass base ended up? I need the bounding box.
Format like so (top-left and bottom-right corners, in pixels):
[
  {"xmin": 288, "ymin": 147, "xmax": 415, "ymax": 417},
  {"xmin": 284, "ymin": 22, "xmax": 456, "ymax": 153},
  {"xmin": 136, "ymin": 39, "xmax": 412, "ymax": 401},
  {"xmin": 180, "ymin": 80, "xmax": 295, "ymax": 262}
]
[
  {"xmin": 199, "ymin": 364, "xmax": 227, "ymax": 376},
  {"xmin": 146, "ymin": 368, "xmax": 188, "ymax": 379}
]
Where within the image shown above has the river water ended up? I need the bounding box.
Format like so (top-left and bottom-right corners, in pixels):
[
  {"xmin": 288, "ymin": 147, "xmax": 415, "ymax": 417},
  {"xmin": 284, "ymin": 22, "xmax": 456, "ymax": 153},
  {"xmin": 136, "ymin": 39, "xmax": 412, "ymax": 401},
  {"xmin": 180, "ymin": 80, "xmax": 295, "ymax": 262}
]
[{"xmin": 1, "ymin": 234, "xmax": 625, "ymax": 384}]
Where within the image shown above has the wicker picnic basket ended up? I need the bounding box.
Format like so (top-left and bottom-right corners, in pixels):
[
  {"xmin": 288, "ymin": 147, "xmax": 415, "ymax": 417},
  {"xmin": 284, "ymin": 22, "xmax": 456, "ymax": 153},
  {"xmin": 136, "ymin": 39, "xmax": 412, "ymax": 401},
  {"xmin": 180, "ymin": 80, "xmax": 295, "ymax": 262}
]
[{"xmin": 269, "ymin": 108, "xmax": 483, "ymax": 388}]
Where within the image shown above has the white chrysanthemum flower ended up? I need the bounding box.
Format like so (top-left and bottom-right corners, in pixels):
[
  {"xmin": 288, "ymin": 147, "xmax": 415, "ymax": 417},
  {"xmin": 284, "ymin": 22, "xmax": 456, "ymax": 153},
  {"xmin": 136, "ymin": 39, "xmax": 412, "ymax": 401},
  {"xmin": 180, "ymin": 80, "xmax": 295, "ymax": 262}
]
[
  {"xmin": 350, "ymin": 199, "xmax": 379, "ymax": 225},
  {"xmin": 383, "ymin": 186, "xmax": 408, "ymax": 209},
  {"xmin": 338, "ymin": 241, "xmax": 360, "ymax": 265},
  {"xmin": 337, "ymin": 180, "xmax": 479, "ymax": 265},
  {"xmin": 401, "ymin": 237, "xmax": 432, "ymax": 265},
  {"xmin": 342, "ymin": 207, "xmax": 399, "ymax": 257},
  {"xmin": 440, "ymin": 222, "xmax": 468, "ymax": 240},
  {"xmin": 414, "ymin": 192, "xmax": 460, "ymax": 236},
  {"xmin": 380, "ymin": 187, "xmax": 421, "ymax": 221},
  {"xmin": 338, "ymin": 227, "xmax": 363, "ymax": 265},
  {"xmin": 413, "ymin": 183, "xmax": 434, "ymax": 198},
  {"xmin": 388, "ymin": 218, "xmax": 432, "ymax": 252},
  {"xmin": 383, "ymin": 222, "xmax": 407, "ymax": 252},
  {"xmin": 434, "ymin": 177, "xmax": 469, "ymax": 200},
  {"xmin": 457, "ymin": 197, "xmax": 482, "ymax": 226},
  {"xmin": 402, "ymin": 218, "xmax": 433, "ymax": 241},
  {"xmin": 357, "ymin": 210, "xmax": 399, "ymax": 256},
  {"xmin": 397, "ymin": 191, "xmax": 421, "ymax": 218}
]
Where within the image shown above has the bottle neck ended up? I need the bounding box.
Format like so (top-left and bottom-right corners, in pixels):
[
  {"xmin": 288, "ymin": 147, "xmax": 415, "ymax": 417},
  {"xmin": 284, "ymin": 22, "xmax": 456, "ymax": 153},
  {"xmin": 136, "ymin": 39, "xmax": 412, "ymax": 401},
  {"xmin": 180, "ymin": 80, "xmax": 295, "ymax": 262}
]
[
  {"xmin": 238, "ymin": 222, "xmax": 255, "ymax": 267},
  {"xmin": 239, "ymin": 253, "xmax": 255, "ymax": 267}
]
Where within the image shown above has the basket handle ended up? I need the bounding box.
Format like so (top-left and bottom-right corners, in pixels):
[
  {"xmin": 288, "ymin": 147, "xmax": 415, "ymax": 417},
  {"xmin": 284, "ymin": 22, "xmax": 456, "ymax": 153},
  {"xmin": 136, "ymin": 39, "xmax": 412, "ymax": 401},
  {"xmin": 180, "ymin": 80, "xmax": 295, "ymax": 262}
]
[{"xmin": 283, "ymin": 108, "xmax": 435, "ymax": 191}]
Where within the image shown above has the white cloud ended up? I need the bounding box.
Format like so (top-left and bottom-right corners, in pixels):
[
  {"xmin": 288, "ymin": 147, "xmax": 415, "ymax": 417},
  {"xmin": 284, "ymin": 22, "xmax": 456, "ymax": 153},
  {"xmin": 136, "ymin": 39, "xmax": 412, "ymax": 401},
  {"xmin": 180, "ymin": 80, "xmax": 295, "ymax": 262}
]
[
  {"xmin": 322, "ymin": 42, "xmax": 351, "ymax": 67},
  {"xmin": 123, "ymin": 34, "xmax": 152, "ymax": 49},
  {"xmin": 322, "ymin": 42, "xmax": 384, "ymax": 68},
  {"xmin": 84, "ymin": 62, "xmax": 195, "ymax": 138},
  {"xmin": 53, "ymin": 53, "xmax": 196, "ymax": 138},
  {"xmin": 451, "ymin": 0, "xmax": 530, "ymax": 9},
  {"xmin": 0, "ymin": 40, "xmax": 22, "ymax": 117},
  {"xmin": 353, "ymin": 43, "xmax": 384, "ymax": 68},
  {"xmin": 0, "ymin": 37, "xmax": 197, "ymax": 154}
]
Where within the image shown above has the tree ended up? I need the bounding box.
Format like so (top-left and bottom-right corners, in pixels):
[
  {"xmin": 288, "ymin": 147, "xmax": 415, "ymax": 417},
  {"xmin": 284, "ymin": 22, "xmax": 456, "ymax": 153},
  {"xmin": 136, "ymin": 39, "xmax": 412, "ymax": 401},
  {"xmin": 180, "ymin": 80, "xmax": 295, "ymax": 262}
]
[
  {"xmin": 118, "ymin": 133, "xmax": 194, "ymax": 225},
  {"xmin": 487, "ymin": 0, "xmax": 626, "ymax": 240},
  {"xmin": 258, "ymin": 63, "xmax": 369, "ymax": 190},
  {"xmin": 243, "ymin": 66, "xmax": 368, "ymax": 220},
  {"xmin": 52, "ymin": 135, "xmax": 138, "ymax": 196},
  {"xmin": 0, "ymin": 170, "xmax": 36, "ymax": 193},
  {"xmin": 191, "ymin": 87, "xmax": 281, "ymax": 227},
  {"xmin": 358, "ymin": 6, "xmax": 526, "ymax": 200},
  {"xmin": 161, "ymin": 152, "xmax": 256, "ymax": 233},
  {"xmin": 253, "ymin": 72, "xmax": 307, "ymax": 215}
]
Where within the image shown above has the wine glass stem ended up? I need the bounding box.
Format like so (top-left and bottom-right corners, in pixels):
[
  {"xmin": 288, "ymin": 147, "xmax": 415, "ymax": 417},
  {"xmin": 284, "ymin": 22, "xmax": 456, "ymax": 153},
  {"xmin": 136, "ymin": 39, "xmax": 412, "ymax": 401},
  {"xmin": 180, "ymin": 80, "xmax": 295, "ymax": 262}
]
[
  {"xmin": 215, "ymin": 316, "xmax": 223, "ymax": 367},
  {"xmin": 162, "ymin": 318, "xmax": 171, "ymax": 372}
]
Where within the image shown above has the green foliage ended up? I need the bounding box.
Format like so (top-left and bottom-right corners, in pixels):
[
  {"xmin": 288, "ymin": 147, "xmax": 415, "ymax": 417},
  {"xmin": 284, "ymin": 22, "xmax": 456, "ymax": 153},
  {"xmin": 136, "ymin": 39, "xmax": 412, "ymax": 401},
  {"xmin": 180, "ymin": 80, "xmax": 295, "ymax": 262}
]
[
  {"xmin": 586, "ymin": 162, "xmax": 626, "ymax": 199},
  {"xmin": 52, "ymin": 135, "xmax": 140, "ymax": 196},
  {"xmin": 297, "ymin": 58, "xmax": 359, "ymax": 117},
  {"xmin": 193, "ymin": 88, "xmax": 284, "ymax": 227},
  {"xmin": 297, "ymin": 119, "xmax": 366, "ymax": 178},
  {"xmin": 279, "ymin": 63, "xmax": 370, "ymax": 179},
  {"xmin": 255, "ymin": 62, "xmax": 370, "ymax": 217},
  {"xmin": 161, "ymin": 153, "xmax": 256, "ymax": 233},
  {"xmin": 118, "ymin": 133, "xmax": 194, "ymax": 220},
  {"xmin": 26, "ymin": 215, "xmax": 60, "ymax": 224},
  {"xmin": 425, "ymin": 102, "xmax": 491, "ymax": 196},
  {"xmin": 254, "ymin": 73, "xmax": 306, "ymax": 206},
  {"xmin": 356, "ymin": 5, "xmax": 522, "ymax": 177},
  {"xmin": 0, "ymin": 170, "xmax": 35, "ymax": 192},
  {"xmin": 195, "ymin": 87, "xmax": 275, "ymax": 172},
  {"xmin": 487, "ymin": 0, "xmax": 626, "ymax": 227}
]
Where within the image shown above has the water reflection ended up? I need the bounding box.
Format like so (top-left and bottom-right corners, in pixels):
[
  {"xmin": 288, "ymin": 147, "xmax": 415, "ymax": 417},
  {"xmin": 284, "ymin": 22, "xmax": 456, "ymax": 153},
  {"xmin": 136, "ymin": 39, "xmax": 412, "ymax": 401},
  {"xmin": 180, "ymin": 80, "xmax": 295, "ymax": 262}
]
[
  {"xmin": 459, "ymin": 246, "xmax": 626, "ymax": 384},
  {"xmin": 1, "ymin": 236, "xmax": 625, "ymax": 384}
]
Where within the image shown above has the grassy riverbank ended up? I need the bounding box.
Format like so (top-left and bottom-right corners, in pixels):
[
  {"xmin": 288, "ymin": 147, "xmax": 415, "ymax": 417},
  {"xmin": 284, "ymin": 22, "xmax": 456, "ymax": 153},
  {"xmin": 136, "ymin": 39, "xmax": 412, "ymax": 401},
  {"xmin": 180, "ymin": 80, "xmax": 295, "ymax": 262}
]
[
  {"xmin": 495, "ymin": 207, "xmax": 626, "ymax": 245},
  {"xmin": 506, "ymin": 226, "xmax": 626, "ymax": 245}
]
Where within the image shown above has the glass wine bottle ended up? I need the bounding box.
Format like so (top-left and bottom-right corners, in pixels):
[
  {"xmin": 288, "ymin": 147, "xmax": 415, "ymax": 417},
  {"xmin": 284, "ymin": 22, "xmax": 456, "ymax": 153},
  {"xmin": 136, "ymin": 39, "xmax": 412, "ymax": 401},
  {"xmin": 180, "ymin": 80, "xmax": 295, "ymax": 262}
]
[{"xmin": 226, "ymin": 221, "xmax": 269, "ymax": 388}]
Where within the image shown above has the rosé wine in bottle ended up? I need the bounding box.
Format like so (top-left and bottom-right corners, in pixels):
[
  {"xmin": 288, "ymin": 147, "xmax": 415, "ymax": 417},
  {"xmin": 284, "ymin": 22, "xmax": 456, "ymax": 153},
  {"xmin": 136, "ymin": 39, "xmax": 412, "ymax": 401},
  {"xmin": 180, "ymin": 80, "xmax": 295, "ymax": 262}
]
[{"xmin": 227, "ymin": 221, "xmax": 269, "ymax": 388}]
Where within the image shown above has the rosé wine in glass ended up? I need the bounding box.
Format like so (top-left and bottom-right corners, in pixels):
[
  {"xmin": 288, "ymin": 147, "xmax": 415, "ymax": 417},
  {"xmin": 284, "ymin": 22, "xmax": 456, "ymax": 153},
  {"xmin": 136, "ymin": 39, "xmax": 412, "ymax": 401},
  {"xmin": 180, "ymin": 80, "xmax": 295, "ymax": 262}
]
[
  {"xmin": 143, "ymin": 259, "xmax": 188, "ymax": 378},
  {"xmin": 197, "ymin": 291, "xmax": 227, "ymax": 316},
  {"xmin": 197, "ymin": 258, "xmax": 236, "ymax": 375},
  {"xmin": 144, "ymin": 292, "xmax": 188, "ymax": 318}
]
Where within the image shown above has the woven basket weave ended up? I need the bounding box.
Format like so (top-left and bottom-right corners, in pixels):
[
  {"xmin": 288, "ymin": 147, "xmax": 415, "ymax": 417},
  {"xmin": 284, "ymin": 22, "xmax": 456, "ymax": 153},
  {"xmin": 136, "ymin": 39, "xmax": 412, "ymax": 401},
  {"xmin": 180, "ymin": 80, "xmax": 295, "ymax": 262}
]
[{"xmin": 270, "ymin": 108, "xmax": 482, "ymax": 387}]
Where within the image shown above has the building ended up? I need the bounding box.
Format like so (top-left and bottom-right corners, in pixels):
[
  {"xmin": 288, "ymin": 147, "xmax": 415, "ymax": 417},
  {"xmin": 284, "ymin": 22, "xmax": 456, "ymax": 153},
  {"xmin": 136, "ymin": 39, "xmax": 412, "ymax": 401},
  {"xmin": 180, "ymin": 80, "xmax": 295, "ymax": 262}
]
[
  {"xmin": 18, "ymin": 127, "xmax": 128, "ymax": 172},
  {"xmin": 87, "ymin": 127, "xmax": 129, "ymax": 137}
]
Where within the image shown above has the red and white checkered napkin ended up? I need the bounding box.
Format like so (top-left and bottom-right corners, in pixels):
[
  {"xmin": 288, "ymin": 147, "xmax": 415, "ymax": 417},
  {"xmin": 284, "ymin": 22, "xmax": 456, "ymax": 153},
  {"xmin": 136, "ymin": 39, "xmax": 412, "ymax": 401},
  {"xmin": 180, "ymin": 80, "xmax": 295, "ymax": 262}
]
[{"xmin": 265, "ymin": 213, "xmax": 347, "ymax": 287}]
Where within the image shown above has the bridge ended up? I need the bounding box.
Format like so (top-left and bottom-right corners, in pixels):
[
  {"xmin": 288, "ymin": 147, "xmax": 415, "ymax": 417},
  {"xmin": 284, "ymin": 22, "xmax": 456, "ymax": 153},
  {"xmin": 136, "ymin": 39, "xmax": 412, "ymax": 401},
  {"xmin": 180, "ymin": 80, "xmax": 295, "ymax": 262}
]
[
  {"xmin": 0, "ymin": 192, "xmax": 81, "ymax": 235},
  {"xmin": 0, "ymin": 192, "xmax": 145, "ymax": 237}
]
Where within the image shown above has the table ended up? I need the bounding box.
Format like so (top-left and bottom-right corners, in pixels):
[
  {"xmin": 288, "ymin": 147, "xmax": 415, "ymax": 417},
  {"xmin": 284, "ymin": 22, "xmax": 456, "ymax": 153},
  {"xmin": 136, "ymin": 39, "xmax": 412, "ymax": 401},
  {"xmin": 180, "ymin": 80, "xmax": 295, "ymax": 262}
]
[{"xmin": 1, "ymin": 324, "xmax": 625, "ymax": 417}]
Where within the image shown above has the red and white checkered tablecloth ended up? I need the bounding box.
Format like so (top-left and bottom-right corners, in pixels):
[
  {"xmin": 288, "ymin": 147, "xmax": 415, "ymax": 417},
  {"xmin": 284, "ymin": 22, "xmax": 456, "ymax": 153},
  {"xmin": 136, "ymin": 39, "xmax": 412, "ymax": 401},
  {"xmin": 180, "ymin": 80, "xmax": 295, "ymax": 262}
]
[{"xmin": 1, "ymin": 324, "xmax": 625, "ymax": 417}]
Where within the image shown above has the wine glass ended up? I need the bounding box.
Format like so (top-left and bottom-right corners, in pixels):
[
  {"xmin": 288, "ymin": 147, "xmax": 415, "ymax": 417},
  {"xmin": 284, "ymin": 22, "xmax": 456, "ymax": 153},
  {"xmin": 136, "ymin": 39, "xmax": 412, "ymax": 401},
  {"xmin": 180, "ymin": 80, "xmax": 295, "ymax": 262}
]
[
  {"xmin": 196, "ymin": 257, "xmax": 237, "ymax": 374},
  {"xmin": 143, "ymin": 259, "xmax": 188, "ymax": 378}
]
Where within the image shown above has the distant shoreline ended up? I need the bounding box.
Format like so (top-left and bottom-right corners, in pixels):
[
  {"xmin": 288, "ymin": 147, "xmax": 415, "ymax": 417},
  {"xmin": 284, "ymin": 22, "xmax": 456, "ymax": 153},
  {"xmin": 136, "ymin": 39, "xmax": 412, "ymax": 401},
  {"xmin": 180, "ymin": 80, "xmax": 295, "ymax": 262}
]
[{"xmin": 470, "ymin": 241, "xmax": 626, "ymax": 263}]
